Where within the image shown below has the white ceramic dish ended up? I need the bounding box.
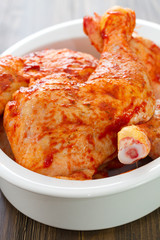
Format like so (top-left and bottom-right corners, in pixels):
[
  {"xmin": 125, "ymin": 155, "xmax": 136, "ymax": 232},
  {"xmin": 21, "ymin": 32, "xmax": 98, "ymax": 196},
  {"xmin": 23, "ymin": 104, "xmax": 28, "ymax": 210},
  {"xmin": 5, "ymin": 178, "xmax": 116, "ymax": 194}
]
[{"xmin": 0, "ymin": 19, "xmax": 160, "ymax": 231}]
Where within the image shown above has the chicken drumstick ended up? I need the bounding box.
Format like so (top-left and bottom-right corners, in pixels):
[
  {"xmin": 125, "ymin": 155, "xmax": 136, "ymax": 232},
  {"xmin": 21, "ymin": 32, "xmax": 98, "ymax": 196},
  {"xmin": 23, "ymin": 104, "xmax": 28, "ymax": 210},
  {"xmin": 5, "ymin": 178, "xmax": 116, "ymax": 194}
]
[{"xmin": 84, "ymin": 8, "xmax": 160, "ymax": 164}]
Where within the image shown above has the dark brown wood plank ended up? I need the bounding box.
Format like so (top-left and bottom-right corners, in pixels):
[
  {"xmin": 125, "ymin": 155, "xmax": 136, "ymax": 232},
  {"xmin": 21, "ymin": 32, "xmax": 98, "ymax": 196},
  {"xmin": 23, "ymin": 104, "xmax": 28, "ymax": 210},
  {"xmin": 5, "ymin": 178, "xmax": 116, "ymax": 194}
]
[
  {"xmin": 0, "ymin": 192, "xmax": 82, "ymax": 240},
  {"xmin": 114, "ymin": 209, "xmax": 160, "ymax": 240},
  {"xmin": 0, "ymin": 191, "xmax": 19, "ymax": 240},
  {"xmin": 82, "ymin": 227, "xmax": 115, "ymax": 240}
]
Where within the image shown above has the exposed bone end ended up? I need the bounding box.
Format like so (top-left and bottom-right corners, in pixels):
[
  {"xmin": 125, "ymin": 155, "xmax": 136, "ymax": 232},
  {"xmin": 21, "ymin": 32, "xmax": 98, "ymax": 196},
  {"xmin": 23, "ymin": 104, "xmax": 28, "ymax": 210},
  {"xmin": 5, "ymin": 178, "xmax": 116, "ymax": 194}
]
[{"xmin": 118, "ymin": 125, "xmax": 151, "ymax": 164}]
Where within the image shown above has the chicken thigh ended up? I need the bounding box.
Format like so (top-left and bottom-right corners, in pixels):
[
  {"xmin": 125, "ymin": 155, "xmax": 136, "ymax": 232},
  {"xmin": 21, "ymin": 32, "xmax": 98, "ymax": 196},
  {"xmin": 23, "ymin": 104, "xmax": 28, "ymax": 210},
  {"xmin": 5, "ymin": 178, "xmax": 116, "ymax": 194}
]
[{"xmin": 0, "ymin": 49, "xmax": 97, "ymax": 114}]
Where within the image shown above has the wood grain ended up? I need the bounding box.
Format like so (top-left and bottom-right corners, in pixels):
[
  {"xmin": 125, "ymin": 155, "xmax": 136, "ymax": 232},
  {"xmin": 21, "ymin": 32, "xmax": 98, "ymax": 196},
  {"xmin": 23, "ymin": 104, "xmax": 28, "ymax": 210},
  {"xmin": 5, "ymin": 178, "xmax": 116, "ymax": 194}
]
[{"xmin": 0, "ymin": 0, "xmax": 160, "ymax": 239}]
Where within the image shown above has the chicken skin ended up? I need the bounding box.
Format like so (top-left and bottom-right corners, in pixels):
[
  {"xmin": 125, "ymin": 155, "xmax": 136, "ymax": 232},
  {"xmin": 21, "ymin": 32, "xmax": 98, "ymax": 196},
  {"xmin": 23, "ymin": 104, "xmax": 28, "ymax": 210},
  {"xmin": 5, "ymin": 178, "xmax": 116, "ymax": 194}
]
[
  {"xmin": 0, "ymin": 49, "xmax": 97, "ymax": 114},
  {"xmin": 4, "ymin": 7, "xmax": 155, "ymax": 180},
  {"xmin": 83, "ymin": 12, "xmax": 160, "ymax": 98},
  {"xmin": 0, "ymin": 56, "xmax": 29, "ymax": 115}
]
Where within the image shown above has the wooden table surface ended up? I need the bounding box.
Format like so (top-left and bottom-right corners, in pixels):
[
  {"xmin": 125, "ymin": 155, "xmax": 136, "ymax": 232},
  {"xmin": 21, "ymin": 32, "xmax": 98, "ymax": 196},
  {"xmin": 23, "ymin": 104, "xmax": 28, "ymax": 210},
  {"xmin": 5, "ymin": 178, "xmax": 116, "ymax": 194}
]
[{"xmin": 0, "ymin": 0, "xmax": 160, "ymax": 239}]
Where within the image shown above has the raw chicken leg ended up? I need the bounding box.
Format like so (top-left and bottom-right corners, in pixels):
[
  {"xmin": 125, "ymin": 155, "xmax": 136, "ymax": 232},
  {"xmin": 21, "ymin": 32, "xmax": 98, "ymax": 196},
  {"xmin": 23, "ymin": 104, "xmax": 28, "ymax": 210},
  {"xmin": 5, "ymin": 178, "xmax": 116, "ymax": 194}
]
[
  {"xmin": 4, "ymin": 7, "xmax": 155, "ymax": 179},
  {"xmin": 84, "ymin": 8, "xmax": 160, "ymax": 164}
]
